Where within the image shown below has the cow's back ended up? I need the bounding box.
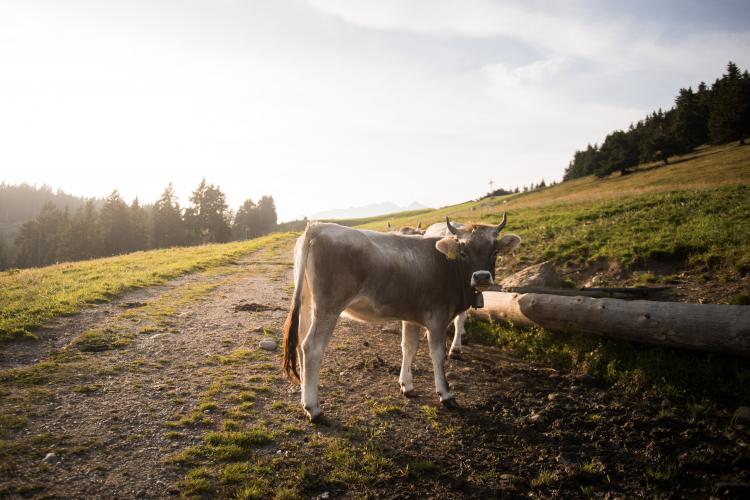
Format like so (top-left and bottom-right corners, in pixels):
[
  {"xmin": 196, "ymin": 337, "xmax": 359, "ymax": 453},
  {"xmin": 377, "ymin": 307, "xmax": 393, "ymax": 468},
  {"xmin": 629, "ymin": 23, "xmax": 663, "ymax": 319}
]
[{"xmin": 304, "ymin": 223, "xmax": 460, "ymax": 324}]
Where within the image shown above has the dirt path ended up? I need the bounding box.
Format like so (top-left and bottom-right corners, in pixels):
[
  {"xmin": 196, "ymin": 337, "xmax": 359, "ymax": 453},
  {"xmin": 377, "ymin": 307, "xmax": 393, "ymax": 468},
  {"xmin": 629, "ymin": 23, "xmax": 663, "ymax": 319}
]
[{"xmin": 1, "ymin": 241, "xmax": 748, "ymax": 498}]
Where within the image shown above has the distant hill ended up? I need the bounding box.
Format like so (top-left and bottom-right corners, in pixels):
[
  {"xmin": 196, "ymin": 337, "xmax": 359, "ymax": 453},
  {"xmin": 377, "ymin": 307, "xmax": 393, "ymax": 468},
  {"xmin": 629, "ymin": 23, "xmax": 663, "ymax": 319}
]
[{"xmin": 308, "ymin": 201, "xmax": 428, "ymax": 220}]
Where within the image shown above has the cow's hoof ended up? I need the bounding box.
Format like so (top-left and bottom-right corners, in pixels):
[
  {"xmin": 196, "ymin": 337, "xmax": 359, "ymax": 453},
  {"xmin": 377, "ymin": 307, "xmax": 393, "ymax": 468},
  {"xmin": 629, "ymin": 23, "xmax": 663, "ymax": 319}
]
[
  {"xmin": 441, "ymin": 397, "xmax": 459, "ymax": 409},
  {"xmin": 448, "ymin": 350, "xmax": 462, "ymax": 360},
  {"xmin": 402, "ymin": 389, "xmax": 418, "ymax": 398},
  {"xmin": 305, "ymin": 406, "xmax": 323, "ymax": 423}
]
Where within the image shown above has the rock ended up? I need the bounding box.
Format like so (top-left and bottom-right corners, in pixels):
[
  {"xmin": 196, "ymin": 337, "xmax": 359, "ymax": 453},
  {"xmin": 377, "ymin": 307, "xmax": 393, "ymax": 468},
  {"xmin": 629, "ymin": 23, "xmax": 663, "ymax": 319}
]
[
  {"xmin": 252, "ymin": 326, "xmax": 264, "ymax": 333},
  {"xmin": 500, "ymin": 261, "xmax": 562, "ymax": 289},
  {"xmin": 313, "ymin": 492, "xmax": 330, "ymax": 500},
  {"xmin": 259, "ymin": 338, "xmax": 277, "ymax": 351},
  {"xmin": 547, "ymin": 393, "xmax": 558, "ymax": 401},
  {"xmin": 499, "ymin": 473, "xmax": 518, "ymax": 482},
  {"xmin": 42, "ymin": 452, "xmax": 56, "ymax": 463},
  {"xmin": 732, "ymin": 407, "xmax": 750, "ymax": 429}
]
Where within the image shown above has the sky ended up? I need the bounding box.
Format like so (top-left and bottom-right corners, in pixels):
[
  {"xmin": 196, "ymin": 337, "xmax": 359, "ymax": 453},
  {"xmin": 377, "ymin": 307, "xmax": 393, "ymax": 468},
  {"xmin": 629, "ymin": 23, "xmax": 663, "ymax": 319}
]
[{"xmin": 1, "ymin": 1, "xmax": 748, "ymax": 221}]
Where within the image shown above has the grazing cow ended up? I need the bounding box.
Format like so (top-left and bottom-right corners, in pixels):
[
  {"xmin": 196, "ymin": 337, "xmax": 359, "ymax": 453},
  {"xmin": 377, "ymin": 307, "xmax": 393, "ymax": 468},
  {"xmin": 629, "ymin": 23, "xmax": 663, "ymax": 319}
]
[
  {"xmin": 387, "ymin": 221, "xmax": 424, "ymax": 235},
  {"xmin": 282, "ymin": 214, "xmax": 521, "ymax": 421}
]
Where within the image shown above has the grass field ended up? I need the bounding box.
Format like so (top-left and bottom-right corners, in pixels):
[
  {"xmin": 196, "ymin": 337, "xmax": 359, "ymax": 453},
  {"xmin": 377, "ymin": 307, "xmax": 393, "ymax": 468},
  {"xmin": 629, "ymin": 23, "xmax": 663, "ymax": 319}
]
[
  {"xmin": 357, "ymin": 143, "xmax": 750, "ymax": 276},
  {"xmin": 1, "ymin": 143, "xmax": 748, "ymax": 405},
  {"xmin": 0, "ymin": 233, "xmax": 294, "ymax": 343}
]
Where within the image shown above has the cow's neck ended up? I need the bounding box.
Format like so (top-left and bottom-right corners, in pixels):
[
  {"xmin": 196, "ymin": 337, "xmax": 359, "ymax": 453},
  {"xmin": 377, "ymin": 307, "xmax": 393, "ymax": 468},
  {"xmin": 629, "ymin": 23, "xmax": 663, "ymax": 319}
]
[{"xmin": 449, "ymin": 256, "xmax": 476, "ymax": 314}]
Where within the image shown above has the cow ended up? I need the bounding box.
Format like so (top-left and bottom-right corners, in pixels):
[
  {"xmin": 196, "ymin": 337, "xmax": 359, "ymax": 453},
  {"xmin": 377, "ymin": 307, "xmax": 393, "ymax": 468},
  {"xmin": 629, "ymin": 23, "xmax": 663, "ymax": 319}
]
[
  {"xmin": 387, "ymin": 221, "xmax": 424, "ymax": 235},
  {"xmin": 422, "ymin": 220, "xmax": 472, "ymax": 359},
  {"xmin": 282, "ymin": 213, "xmax": 521, "ymax": 421}
]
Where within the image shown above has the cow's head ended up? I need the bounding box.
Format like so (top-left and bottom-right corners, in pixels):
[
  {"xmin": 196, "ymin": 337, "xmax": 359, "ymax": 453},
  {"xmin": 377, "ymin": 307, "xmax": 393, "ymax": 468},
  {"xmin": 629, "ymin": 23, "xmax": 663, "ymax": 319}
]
[
  {"xmin": 435, "ymin": 212, "xmax": 521, "ymax": 291},
  {"xmin": 397, "ymin": 222, "xmax": 424, "ymax": 236}
]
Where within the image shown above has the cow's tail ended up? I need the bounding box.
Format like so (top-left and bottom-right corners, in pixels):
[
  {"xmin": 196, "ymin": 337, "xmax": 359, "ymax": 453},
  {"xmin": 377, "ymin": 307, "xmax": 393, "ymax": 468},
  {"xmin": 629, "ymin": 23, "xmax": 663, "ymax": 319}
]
[{"xmin": 282, "ymin": 225, "xmax": 313, "ymax": 384}]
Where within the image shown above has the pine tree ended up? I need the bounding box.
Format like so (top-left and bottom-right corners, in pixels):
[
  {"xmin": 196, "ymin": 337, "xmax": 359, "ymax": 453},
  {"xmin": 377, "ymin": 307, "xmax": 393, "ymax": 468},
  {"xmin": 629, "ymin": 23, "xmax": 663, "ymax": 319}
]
[
  {"xmin": 596, "ymin": 130, "xmax": 639, "ymax": 176},
  {"xmin": 232, "ymin": 199, "xmax": 259, "ymax": 240},
  {"xmin": 256, "ymin": 196, "xmax": 278, "ymax": 236},
  {"xmin": 129, "ymin": 198, "xmax": 149, "ymax": 251},
  {"xmin": 709, "ymin": 62, "xmax": 750, "ymax": 145},
  {"xmin": 14, "ymin": 202, "xmax": 65, "ymax": 267},
  {"xmin": 0, "ymin": 238, "xmax": 9, "ymax": 270},
  {"xmin": 673, "ymin": 87, "xmax": 708, "ymax": 151},
  {"xmin": 61, "ymin": 200, "xmax": 101, "ymax": 261},
  {"xmin": 185, "ymin": 179, "xmax": 231, "ymax": 244},
  {"xmin": 152, "ymin": 183, "xmax": 185, "ymax": 248},
  {"xmin": 99, "ymin": 190, "xmax": 133, "ymax": 256}
]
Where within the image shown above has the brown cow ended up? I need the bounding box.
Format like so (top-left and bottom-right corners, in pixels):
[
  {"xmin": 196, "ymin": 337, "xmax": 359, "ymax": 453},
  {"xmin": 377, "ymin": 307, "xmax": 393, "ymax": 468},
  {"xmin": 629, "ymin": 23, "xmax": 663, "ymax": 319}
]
[{"xmin": 282, "ymin": 214, "xmax": 521, "ymax": 421}]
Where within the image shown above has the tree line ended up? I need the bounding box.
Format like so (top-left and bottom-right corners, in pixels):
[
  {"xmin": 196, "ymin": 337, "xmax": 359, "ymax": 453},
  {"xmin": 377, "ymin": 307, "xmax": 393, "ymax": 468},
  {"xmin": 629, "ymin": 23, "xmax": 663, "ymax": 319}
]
[
  {"xmin": 0, "ymin": 179, "xmax": 277, "ymax": 270},
  {"xmin": 564, "ymin": 61, "xmax": 750, "ymax": 180}
]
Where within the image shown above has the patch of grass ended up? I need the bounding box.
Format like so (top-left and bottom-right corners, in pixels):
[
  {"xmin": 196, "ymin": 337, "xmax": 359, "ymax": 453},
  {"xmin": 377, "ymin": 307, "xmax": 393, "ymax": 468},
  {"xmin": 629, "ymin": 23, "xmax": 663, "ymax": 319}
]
[
  {"xmin": 372, "ymin": 402, "xmax": 403, "ymax": 416},
  {"xmin": 165, "ymin": 431, "xmax": 183, "ymax": 440},
  {"xmin": 0, "ymin": 351, "xmax": 88, "ymax": 386},
  {"xmin": 404, "ymin": 460, "xmax": 436, "ymax": 476},
  {"xmin": 198, "ymin": 402, "xmax": 218, "ymax": 412},
  {"xmin": 0, "ymin": 414, "xmax": 27, "ymax": 433},
  {"xmin": 221, "ymin": 462, "xmax": 252, "ymax": 483},
  {"xmin": 467, "ymin": 319, "xmax": 750, "ymax": 407},
  {"xmin": 219, "ymin": 349, "xmax": 253, "ymax": 365},
  {"xmin": 322, "ymin": 437, "xmax": 392, "ymax": 486},
  {"xmin": 202, "ymin": 429, "xmax": 274, "ymax": 461},
  {"xmin": 531, "ymin": 469, "xmax": 556, "ymax": 487},
  {"xmin": 70, "ymin": 327, "xmax": 132, "ymax": 352},
  {"xmin": 729, "ymin": 292, "xmax": 750, "ymax": 305},
  {"xmin": 0, "ymin": 233, "xmax": 295, "ymax": 343},
  {"xmin": 273, "ymin": 487, "xmax": 301, "ymax": 500},
  {"xmin": 179, "ymin": 467, "xmax": 212, "ymax": 496},
  {"xmin": 281, "ymin": 424, "xmax": 302, "ymax": 435},
  {"xmin": 72, "ymin": 384, "xmax": 98, "ymax": 394}
]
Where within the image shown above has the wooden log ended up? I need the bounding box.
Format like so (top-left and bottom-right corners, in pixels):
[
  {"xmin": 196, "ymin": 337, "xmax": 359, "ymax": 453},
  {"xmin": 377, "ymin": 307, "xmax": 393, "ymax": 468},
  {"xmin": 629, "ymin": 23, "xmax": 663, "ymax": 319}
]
[
  {"xmin": 470, "ymin": 292, "xmax": 750, "ymax": 356},
  {"xmin": 486, "ymin": 285, "xmax": 671, "ymax": 300}
]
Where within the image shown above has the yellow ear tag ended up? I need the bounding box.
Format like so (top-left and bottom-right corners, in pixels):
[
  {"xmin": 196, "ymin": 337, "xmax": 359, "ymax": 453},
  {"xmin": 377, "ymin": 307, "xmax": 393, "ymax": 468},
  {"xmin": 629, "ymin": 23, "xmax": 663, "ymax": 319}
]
[{"xmin": 445, "ymin": 249, "xmax": 457, "ymax": 260}]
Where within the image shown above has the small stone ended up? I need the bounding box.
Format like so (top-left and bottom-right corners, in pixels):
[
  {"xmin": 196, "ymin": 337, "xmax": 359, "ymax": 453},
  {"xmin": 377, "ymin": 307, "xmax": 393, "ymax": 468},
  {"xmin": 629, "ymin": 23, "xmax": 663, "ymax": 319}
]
[
  {"xmin": 547, "ymin": 393, "xmax": 558, "ymax": 401},
  {"xmin": 252, "ymin": 326, "xmax": 264, "ymax": 333},
  {"xmin": 732, "ymin": 407, "xmax": 750, "ymax": 429},
  {"xmin": 42, "ymin": 452, "xmax": 56, "ymax": 463},
  {"xmin": 499, "ymin": 473, "xmax": 518, "ymax": 482},
  {"xmin": 259, "ymin": 338, "xmax": 277, "ymax": 351}
]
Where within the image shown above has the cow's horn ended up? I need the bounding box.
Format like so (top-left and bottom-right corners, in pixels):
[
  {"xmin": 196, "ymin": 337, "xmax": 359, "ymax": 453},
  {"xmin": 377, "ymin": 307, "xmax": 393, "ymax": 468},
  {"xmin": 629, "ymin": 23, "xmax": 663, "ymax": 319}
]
[
  {"xmin": 446, "ymin": 216, "xmax": 458, "ymax": 235},
  {"xmin": 496, "ymin": 211, "xmax": 507, "ymax": 232}
]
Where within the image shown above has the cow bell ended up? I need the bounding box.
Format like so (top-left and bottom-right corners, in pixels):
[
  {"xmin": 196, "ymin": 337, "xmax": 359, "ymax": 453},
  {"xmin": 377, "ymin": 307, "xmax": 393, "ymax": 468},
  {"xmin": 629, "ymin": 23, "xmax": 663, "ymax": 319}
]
[{"xmin": 472, "ymin": 291, "xmax": 484, "ymax": 309}]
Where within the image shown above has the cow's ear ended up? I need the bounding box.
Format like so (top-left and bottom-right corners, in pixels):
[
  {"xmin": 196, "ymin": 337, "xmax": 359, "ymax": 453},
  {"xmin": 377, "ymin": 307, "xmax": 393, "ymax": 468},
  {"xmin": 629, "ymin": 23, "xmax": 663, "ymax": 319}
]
[
  {"xmin": 436, "ymin": 237, "xmax": 461, "ymax": 260},
  {"xmin": 497, "ymin": 233, "xmax": 521, "ymax": 254}
]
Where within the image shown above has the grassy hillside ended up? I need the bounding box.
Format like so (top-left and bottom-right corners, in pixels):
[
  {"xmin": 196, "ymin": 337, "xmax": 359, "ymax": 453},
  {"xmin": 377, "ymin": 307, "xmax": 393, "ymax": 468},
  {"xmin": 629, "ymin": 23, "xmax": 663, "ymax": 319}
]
[
  {"xmin": 0, "ymin": 233, "xmax": 294, "ymax": 343},
  {"xmin": 356, "ymin": 143, "xmax": 750, "ymax": 279},
  {"xmin": 1, "ymin": 143, "xmax": 747, "ymax": 406}
]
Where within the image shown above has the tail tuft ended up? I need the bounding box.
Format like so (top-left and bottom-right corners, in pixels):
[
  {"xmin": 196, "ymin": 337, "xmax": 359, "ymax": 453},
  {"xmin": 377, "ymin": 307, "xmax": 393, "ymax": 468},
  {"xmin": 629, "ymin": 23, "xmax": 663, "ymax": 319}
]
[{"xmin": 282, "ymin": 301, "xmax": 301, "ymax": 383}]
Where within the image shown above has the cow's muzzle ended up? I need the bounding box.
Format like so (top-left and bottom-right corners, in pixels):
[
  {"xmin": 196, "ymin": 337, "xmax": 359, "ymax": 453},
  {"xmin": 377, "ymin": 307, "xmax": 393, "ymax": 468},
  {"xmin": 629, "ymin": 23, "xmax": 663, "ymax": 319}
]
[{"xmin": 470, "ymin": 270, "xmax": 493, "ymax": 291}]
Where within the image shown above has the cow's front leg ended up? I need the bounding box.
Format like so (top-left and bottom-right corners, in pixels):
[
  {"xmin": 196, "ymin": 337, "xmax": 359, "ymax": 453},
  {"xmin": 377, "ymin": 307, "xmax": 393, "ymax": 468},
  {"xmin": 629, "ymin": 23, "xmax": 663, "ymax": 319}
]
[
  {"xmin": 300, "ymin": 313, "xmax": 337, "ymax": 422},
  {"xmin": 399, "ymin": 321, "xmax": 421, "ymax": 397},
  {"xmin": 426, "ymin": 325, "xmax": 455, "ymax": 406},
  {"xmin": 448, "ymin": 311, "xmax": 467, "ymax": 359}
]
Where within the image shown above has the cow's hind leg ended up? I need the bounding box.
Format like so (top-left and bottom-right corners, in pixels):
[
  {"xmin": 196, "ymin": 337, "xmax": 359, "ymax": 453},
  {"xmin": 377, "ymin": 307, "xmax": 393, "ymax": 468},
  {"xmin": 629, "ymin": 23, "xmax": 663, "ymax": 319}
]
[
  {"xmin": 399, "ymin": 321, "xmax": 421, "ymax": 397},
  {"xmin": 427, "ymin": 323, "xmax": 456, "ymax": 407},
  {"xmin": 300, "ymin": 312, "xmax": 338, "ymax": 422},
  {"xmin": 448, "ymin": 311, "xmax": 467, "ymax": 359}
]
